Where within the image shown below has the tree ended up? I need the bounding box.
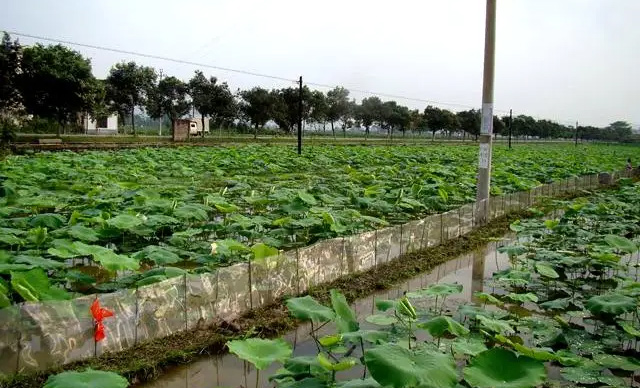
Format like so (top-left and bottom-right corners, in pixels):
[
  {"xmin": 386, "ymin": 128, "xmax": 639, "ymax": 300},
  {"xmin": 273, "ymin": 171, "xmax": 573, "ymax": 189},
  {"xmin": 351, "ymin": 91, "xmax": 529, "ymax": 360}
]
[
  {"xmin": 326, "ymin": 86, "xmax": 350, "ymax": 138},
  {"xmin": 270, "ymin": 86, "xmax": 311, "ymax": 134},
  {"xmin": 357, "ymin": 96, "xmax": 383, "ymax": 138},
  {"xmin": 423, "ymin": 106, "xmax": 458, "ymax": 140},
  {"xmin": 239, "ymin": 87, "xmax": 274, "ymax": 136},
  {"xmin": 308, "ymin": 90, "xmax": 328, "ymax": 131},
  {"xmin": 105, "ymin": 62, "xmax": 156, "ymax": 135},
  {"xmin": 146, "ymin": 76, "xmax": 191, "ymax": 133},
  {"xmin": 456, "ymin": 109, "xmax": 481, "ymax": 140},
  {"xmin": 607, "ymin": 121, "xmax": 633, "ymax": 141},
  {"xmin": 0, "ymin": 33, "xmax": 22, "ymax": 116},
  {"xmin": 188, "ymin": 70, "xmax": 236, "ymax": 138},
  {"xmin": 493, "ymin": 115, "xmax": 505, "ymax": 139},
  {"xmin": 409, "ymin": 109, "xmax": 424, "ymax": 135},
  {"xmin": 19, "ymin": 44, "xmax": 96, "ymax": 136}
]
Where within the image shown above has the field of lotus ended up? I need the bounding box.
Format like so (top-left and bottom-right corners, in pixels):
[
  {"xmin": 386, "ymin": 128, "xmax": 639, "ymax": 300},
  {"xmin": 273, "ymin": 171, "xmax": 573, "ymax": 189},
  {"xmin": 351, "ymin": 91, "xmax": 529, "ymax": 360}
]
[{"xmin": 0, "ymin": 143, "xmax": 638, "ymax": 306}]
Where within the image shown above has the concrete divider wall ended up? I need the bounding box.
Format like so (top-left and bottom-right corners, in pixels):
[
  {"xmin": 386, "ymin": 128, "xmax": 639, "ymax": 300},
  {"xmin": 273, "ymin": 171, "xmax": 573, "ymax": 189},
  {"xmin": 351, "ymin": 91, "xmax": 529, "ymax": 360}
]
[{"xmin": 0, "ymin": 170, "xmax": 631, "ymax": 376}]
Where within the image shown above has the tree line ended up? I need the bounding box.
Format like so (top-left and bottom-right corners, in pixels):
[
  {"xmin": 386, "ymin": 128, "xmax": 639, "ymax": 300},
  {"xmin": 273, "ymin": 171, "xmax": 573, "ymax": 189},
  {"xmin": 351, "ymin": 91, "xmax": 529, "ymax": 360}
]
[{"xmin": 0, "ymin": 33, "xmax": 634, "ymax": 141}]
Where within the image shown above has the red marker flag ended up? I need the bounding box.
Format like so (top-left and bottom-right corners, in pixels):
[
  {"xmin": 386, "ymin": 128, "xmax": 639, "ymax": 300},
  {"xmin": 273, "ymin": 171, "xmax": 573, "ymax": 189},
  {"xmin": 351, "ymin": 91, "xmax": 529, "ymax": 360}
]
[{"xmin": 90, "ymin": 299, "xmax": 114, "ymax": 342}]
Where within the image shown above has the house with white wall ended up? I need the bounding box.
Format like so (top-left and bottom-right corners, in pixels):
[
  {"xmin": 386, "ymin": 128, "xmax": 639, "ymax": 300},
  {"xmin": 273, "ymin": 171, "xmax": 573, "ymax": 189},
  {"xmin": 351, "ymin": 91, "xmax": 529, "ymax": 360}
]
[{"xmin": 82, "ymin": 114, "xmax": 119, "ymax": 134}]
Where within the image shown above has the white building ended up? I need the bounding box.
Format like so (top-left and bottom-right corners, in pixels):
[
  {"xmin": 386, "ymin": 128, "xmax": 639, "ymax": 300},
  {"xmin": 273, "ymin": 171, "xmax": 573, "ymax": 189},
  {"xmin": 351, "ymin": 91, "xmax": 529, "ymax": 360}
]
[{"xmin": 82, "ymin": 114, "xmax": 119, "ymax": 134}]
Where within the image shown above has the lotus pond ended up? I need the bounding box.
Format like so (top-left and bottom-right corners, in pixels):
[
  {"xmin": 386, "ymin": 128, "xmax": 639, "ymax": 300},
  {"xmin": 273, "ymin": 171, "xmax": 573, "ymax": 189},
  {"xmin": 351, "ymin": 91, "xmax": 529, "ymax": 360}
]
[
  {"xmin": 219, "ymin": 180, "xmax": 640, "ymax": 388},
  {"xmin": 0, "ymin": 144, "xmax": 638, "ymax": 307}
]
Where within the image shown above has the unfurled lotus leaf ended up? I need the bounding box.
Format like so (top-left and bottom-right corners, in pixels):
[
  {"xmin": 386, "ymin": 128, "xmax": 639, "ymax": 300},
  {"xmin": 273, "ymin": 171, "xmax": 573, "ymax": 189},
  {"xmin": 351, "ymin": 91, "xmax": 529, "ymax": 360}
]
[
  {"xmin": 534, "ymin": 262, "xmax": 559, "ymax": 279},
  {"xmin": 593, "ymin": 353, "xmax": 640, "ymax": 371},
  {"xmin": 604, "ymin": 234, "xmax": 637, "ymax": 254},
  {"xmin": 476, "ymin": 315, "xmax": 514, "ymax": 335},
  {"xmin": 418, "ymin": 316, "xmax": 469, "ymax": 338},
  {"xmin": 561, "ymin": 366, "xmax": 600, "ymax": 385},
  {"xmin": 10, "ymin": 268, "xmax": 70, "ymax": 302},
  {"xmin": 106, "ymin": 214, "xmax": 143, "ymax": 230},
  {"xmin": 505, "ymin": 293, "xmax": 538, "ymax": 304},
  {"xmin": 463, "ymin": 348, "xmax": 546, "ymax": 388},
  {"xmin": 406, "ymin": 283, "xmax": 462, "ymax": 298},
  {"xmin": 365, "ymin": 314, "xmax": 398, "ymax": 326},
  {"xmin": 286, "ymin": 296, "xmax": 335, "ymax": 323},
  {"xmin": 227, "ymin": 338, "xmax": 292, "ymax": 370},
  {"xmin": 586, "ymin": 293, "xmax": 636, "ymax": 316},
  {"xmin": 365, "ymin": 343, "xmax": 458, "ymax": 388},
  {"xmin": 43, "ymin": 369, "xmax": 128, "ymax": 388},
  {"xmin": 619, "ymin": 321, "xmax": 640, "ymax": 337},
  {"xmin": 451, "ymin": 335, "xmax": 488, "ymax": 357},
  {"xmin": 330, "ymin": 289, "xmax": 359, "ymax": 333},
  {"xmin": 473, "ymin": 292, "xmax": 504, "ymax": 306}
]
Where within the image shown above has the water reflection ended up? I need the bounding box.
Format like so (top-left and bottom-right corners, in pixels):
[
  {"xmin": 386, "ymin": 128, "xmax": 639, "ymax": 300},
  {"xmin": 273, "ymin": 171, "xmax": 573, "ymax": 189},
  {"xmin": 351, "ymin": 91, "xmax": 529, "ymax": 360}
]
[{"xmin": 139, "ymin": 237, "xmax": 513, "ymax": 388}]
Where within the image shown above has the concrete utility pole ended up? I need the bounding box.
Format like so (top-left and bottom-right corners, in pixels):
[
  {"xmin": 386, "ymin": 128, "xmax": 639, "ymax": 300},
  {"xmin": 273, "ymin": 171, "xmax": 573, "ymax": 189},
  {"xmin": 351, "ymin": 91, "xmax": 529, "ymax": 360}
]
[
  {"xmin": 476, "ymin": 0, "xmax": 497, "ymax": 223},
  {"xmin": 574, "ymin": 120, "xmax": 579, "ymax": 147},
  {"xmin": 508, "ymin": 109, "xmax": 512, "ymax": 149},
  {"xmin": 298, "ymin": 76, "xmax": 303, "ymax": 155},
  {"xmin": 158, "ymin": 69, "xmax": 164, "ymax": 136}
]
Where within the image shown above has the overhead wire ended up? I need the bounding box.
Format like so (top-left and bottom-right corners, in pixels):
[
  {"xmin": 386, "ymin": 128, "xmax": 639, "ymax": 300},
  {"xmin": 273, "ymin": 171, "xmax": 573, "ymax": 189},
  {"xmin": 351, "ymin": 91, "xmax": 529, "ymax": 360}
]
[{"xmin": 5, "ymin": 30, "xmax": 494, "ymax": 112}]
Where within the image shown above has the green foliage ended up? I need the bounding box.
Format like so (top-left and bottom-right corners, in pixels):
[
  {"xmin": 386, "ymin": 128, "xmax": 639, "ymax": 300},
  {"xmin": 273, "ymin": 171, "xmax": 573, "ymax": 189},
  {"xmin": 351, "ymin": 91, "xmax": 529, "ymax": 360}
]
[
  {"xmin": 227, "ymin": 338, "xmax": 292, "ymax": 370},
  {"xmin": 586, "ymin": 293, "xmax": 636, "ymax": 316},
  {"xmin": 364, "ymin": 344, "xmax": 458, "ymax": 388},
  {"xmin": 286, "ymin": 296, "xmax": 335, "ymax": 323},
  {"xmin": 418, "ymin": 316, "xmax": 469, "ymax": 338},
  {"xmin": 10, "ymin": 268, "xmax": 70, "ymax": 302},
  {"xmin": 43, "ymin": 369, "xmax": 129, "ymax": 388},
  {"xmin": 463, "ymin": 348, "xmax": 546, "ymax": 388}
]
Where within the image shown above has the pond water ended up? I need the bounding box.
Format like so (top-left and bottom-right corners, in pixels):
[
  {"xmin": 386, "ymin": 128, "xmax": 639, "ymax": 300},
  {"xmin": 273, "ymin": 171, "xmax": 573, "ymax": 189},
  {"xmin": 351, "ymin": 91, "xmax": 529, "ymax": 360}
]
[{"xmin": 139, "ymin": 236, "xmax": 516, "ymax": 388}]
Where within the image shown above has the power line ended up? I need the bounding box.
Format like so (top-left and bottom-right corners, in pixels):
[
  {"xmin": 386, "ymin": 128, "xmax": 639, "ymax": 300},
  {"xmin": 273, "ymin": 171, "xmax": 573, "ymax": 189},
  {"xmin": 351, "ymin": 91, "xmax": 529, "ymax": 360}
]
[{"xmin": 5, "ymin": 30, "xmax": 488, "ymax": 112}]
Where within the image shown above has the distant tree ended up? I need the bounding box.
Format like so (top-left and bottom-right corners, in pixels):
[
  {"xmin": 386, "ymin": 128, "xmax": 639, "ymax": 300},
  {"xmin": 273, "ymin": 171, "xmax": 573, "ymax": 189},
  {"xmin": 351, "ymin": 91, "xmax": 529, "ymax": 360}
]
[
  {"xmin": 0, "ymin": 33, "xmax": 22, "ymax": 116},
  {"xmin": 511, "ymin": 115, "xmax": 537, "ymax": 138},
  {"xmin": 188, "ymin": 70, "xmax": 236, "ymax": 138},
  {"xmin": 607, "ymin": 121, "xmax": 633, "ymax": 141},
  {"xmin": 326, "ymin": 86, "xmax": 350, "ymax": 138},
  {"xmin": 270, "ymin": 86, "xmax": 312, "ymax": 133},
  {"xmin": 308, "ymin": 90, "xmax": 329, "ymax": 131},
  {"xmin": 146, "ymin": 76, "xmax": 190, "ymax": 134},
  {"xmin": 409, "ymin": 109, "xmax": 424, "ymax": 135},
  {"xmin": 239, "ymin": 87, "xmax": 274, "ymax": 136},
  {"xmin": 456, "ymin": 109, "xmax": 481, "ymax": 140},
  {"xmin": 493, "ymin": 115, "xmax": 505, "ymax": 139},
  {"xmin": 106, "ymin": 61, "xmax": 156, "ymax": 135},
  {"xmin": 423, "ymin": 105, "xmax": 445, "ymax": 140},
  {"xmin": 19, "ymin": 44, "xmax": 96, "ymax": 136},
  {"xmin": 357, "ymin": 96, "xmax": 383, "ymax": 138},
  {"xmin": 389, "ymin": 104, "xmax": 411, "ymax": 138}
]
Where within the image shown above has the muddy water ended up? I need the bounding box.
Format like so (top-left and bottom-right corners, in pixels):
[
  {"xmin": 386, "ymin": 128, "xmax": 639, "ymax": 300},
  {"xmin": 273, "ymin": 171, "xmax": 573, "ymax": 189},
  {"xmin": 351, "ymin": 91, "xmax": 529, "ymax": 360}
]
[{"xmin": 140, "ymin": 237, "xmax": 516, "ymax": 388}]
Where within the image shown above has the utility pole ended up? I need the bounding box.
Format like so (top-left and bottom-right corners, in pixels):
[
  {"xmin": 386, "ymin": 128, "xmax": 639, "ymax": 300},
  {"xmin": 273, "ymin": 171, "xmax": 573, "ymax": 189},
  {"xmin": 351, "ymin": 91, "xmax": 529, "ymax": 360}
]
[
  {"xmin": 298, "ymin": 76, "xmax": 303, "ymax": 155},
  {"xmin": 158, "ymin": 69, "xmax": 163, "ymax": 136},
  {"xmin": 574, "ymin": 120, "xmax": 579, "ymax": 147},
  {"xmin": 508, "ymin": 109, "xmax": 512, "ymax": 149},
  {"xmin": 476, "ymin": 0, "xmax": 497, "ymax": 224}
]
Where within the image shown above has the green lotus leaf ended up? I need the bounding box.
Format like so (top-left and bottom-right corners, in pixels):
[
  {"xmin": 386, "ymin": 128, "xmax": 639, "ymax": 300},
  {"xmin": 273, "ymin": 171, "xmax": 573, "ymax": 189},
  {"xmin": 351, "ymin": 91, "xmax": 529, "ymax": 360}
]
[
  {"xmin": 365, "ymin": 314, "xmax": 398, "ymax": 326},
  {"xmin": 364, "ymin": 343, "xmax": 458, "ymax": 388},
  {"xmin": 554, "ymin": 349, "xmax": 584, "ymax": 366},
  {"xmin": 511, "ymin": 343, "xmax": 556, "ymax": 362},
  {"xmin": 406, "ymin": 283, "xmax": 462, "ymax": 298},
  {"xmin": 593, "ymin": 353, "xmax": 640, "ymax": 371},
  {"xmin": 451, "ymin": 335, "xmax": 488, "ymax": 357},
  {"xmin": 561, "ymin": 366, "xmax": 600, "ymax": 385},
  {"xmin": 539, "ymin": 297, "xmax": 571, "ymax": 310},
  {"xmin": 604, "ymin": 234, "xmax": 637, "ymax": 254},
  {"xmin": 29, "ymin": 213, "xmax": 66, "ymax": 229},
  {"xmin": 0, "ymin": 279, "xmax": 11, "ymax": 308},
  {"xmin": 586, "ymin": 293, "xmax": 636, "ymax": 316},
  {"xmin": 473, "ymin": 292, "xmax": 503, "ymax": 306},
  {"xmin": 43, "ymin": 369, "xmax": 129, "ymax": 388},
  {"xmin": 106, "ymin": 214, "xmax": 143, "ymax": 230},
  {"xmin": 477, "ymin": 315, "xmax": 514, "ymax": 334},
  {"xmin": 342, "ymin": 330, "xmax": 389, "ymax": 344},
  {"xmin": 251, "ymin": 242, "xmax": 279, "ymax": 260},
  {"xmin": 497, "ymin": 245, "xmax": 527, "ymax": 257},
  {"xmin": 505, "ymin": 293, "xmax": 538, "ymax": 304},
  {"xmin": 10, "ymin": 268, "xmax": 70, "ymax": 302},
  {"xmin": 297, "ymin": 191, "xmax": 317, "ymax": 205},
  {"xmin": 330, "ymin": 289, "xmax": 359, "ymax": 333},
  {"xmin": 227, "ymin": 338, "xmax": 292, "ymax": 370},
  {"xmin": 463, "ymin": 348, "xmax": 546, "ymax": 388},
  {"xmin": 173, "ymin": 204, "xmax": 209, "ymax": 221},
  {"xmin": 374, "ymin": 299, "xmax": 396, "ymax": 311},
  {"xmin": 136, "ymin": 246, "xmax": 181, "ymax": 265},
  {"xmin": 14, "ymin": 254, "xmax": 65, "ymax": 270},
  {"xmin": 336, "ymin": 378, "xmax": 381, "ymax": 388},
  {"xmin": 286, "ymin": 295, "xmax": 335, "ymax": 323},
  {"xmin": 68, "ymin": 224, "xmax": 99, "ymax": 242},
  {"xmin": 619, "ymin": 321, "xmax": 640, "ymax": 337},
  {"xmin": 418, "ymin": 316, "xmax": 469, "ymax": 338},
  {"xmin": 535, "ymin": 262, "xmax": 559, "ymax": 279}
]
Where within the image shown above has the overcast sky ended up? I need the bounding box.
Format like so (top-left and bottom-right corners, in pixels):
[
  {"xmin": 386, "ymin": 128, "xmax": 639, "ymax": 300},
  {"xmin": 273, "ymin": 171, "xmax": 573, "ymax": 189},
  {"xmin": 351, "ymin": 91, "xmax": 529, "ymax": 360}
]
[{"xmin": 2, "ymin": 0, "xmax": 638, "ymax": 127}]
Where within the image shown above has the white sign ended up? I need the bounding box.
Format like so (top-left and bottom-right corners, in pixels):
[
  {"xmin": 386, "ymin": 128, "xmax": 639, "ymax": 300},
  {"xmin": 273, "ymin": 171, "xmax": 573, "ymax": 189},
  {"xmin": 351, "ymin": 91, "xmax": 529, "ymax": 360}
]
[
  {"xmin": 478, "ymin": 143, "xmax": 490, "ymax": 168},
  {"xmin": 481, "ymin": 103, "xmax": 493, "ymax": 134}
]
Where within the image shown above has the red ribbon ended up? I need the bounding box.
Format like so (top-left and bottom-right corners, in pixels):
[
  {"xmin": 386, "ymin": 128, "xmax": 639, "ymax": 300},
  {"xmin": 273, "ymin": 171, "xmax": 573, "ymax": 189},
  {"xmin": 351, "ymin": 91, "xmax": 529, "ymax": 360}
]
[{"xmin": 91, "ymin": 299, "xmax": 114, "ymax": 342}]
